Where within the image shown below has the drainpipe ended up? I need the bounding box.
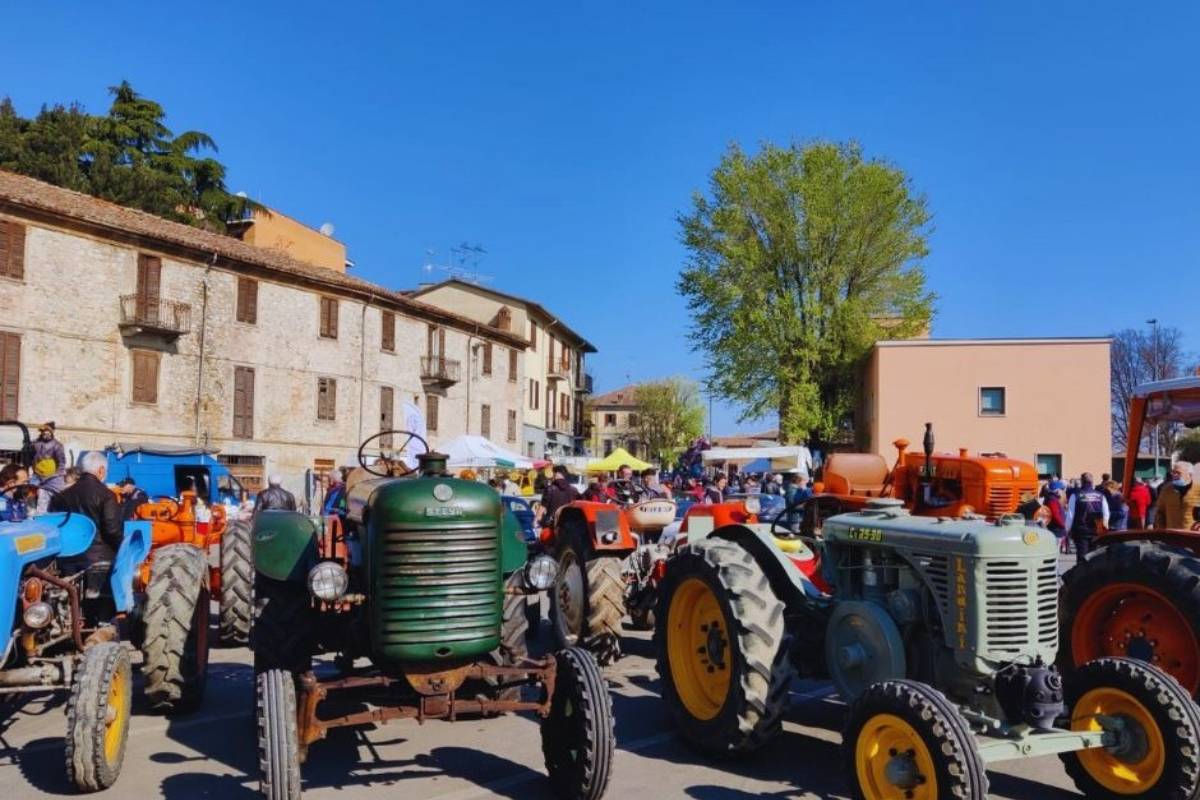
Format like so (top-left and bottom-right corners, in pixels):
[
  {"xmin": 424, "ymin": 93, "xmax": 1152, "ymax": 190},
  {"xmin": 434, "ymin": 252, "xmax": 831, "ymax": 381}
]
[
  {"xmin": 193, "ymin": 252, "xmax": 218, "ymax": 444},
  {"xmin": 358, "ymin": 294, "xmax": 374, "ymax": 444}
]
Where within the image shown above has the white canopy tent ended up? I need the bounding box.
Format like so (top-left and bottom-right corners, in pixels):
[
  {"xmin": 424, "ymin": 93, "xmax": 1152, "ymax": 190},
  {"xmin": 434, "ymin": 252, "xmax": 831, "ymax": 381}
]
[
  {"xmin": 702, "ymin": 445, "xmax": 814, "ymax": 475},
  {"xmin": 441, "ymin": 435, "xmax": 536, "ymax": 470}
]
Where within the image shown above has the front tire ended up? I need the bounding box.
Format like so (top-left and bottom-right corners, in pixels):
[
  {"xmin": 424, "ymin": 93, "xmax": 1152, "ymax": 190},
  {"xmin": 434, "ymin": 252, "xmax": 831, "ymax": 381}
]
[
  {"xmin": 1061, "ymin": 656, "xmax": 1200, "ymax": 799},
  {"xmin": 66, "ymin": 642, "xmax": 132, "ymax": 792},
  {"xmin": 252, "ymin": 575, "xmax": 313, "ymax": 674},
  {"xmin": 219, "ymin": 517, "xmax": 253, "ymax": 645},
  {"xmin": 541, "ymin": 647, "xmax": 615, "ymax": 800},
  {"xmin": 257, "ymin": 669, "xmax": 301, "ymax": 800},
  {"xmin": 654, "ymin": 537, "xmax": 793, "ymax": 756},
  {"xmin": 551, "ymin": 538, "xmax": 625, "ymax": 666},
  {"xmin": 843, "ymin": 679, "xmax": 988, "ymax": 800},
  {"xmin": 142, "ymin": 544, "xmax": 210, "ymax": 712}
]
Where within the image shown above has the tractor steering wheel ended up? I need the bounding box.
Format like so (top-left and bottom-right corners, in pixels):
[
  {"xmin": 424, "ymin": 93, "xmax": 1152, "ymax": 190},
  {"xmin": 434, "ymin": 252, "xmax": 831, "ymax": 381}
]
[{"xmin": 357, "ymin": 430, "xmax": 431, "ymax": 478}]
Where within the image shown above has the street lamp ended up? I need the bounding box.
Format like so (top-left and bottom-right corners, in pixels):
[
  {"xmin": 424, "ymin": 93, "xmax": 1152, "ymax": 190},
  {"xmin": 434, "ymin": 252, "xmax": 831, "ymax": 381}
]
[{"xmin": 1147, "ymin": 318, "xmax": 1159, "ymax": 479}]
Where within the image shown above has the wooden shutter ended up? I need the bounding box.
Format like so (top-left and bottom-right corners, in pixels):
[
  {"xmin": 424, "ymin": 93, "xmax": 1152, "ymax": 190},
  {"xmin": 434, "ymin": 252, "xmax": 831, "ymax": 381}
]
[
  {"xmin": 319, "ymin": 297, "xmax": 338, "ymax": 338},
  {"xmin": 507, "ymin": 409, "xmax": 517, "ymax": 441},
  {"xmin": 237, "ymin": 278, "xmax": 258, "ymax": 324},
  {"xmin": 0, "ymin": 332, "xmax": 19, "ymax": 419},
  {"xmin": 529, "ymin": 321, "xmax": 537, "ymax": 351},
  {"xmin": 427, "ymin": 394, "xmax": 439, "ymax": 432},
  {"xmin": 131, "ymin": 350, "xmax": 160, "ymax": 404},
  {"xmin": 482, "ymin": 342, "xmax": 493, "ymax": 375},
  {"xmin": 233, "ymin": 366, "xmax": 254, "ymax": 438},
  {"xmin": 381, "ymin": 311, "xmax": 395, "ymax": 352},
  {"xmin": 481, "ymin": 404, "xmax": 491, "ymax": 438},
  {"xmin": 136, "ymin": 254, "xmax": 162, "ymax": 321},
  {"xmin": 508, "ymin": 348, "xmax": 518, "ymax": 382},
  {"xmin": 318, "ymin": 377, "xmax": 337, "ymax": 420},
  {"xmin": 0, "ymin": 221, "xmax": 25, "ymax": 279},
  {"xmin": 380, "ymin": 386, "xmax": 394, "ymax": 447},
  {"xmin": 438, "ymin": 327, "xmax": 446, "ymax": 357}
]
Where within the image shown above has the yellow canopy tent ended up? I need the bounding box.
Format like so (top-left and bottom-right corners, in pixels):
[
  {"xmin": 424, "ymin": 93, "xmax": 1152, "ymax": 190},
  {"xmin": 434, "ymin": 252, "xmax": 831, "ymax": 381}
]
[{"xmin": 587, "ymin": 448, "xmax": 653, "ymax": 473}]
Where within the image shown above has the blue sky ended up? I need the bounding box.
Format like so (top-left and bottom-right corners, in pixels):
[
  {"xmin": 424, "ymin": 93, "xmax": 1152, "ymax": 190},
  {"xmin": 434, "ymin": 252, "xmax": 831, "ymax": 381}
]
[{"xmin": 3, "ymin": 3, "xmax": 1197, "ymax": 434}]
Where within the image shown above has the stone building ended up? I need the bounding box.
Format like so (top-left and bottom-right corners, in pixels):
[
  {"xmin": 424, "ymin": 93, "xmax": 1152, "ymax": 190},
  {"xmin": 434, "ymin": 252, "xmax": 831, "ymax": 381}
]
[
  {"xmin": 408, "ymin": 279, "xmax": 595, "ymax": 459},
  {"xmin": 0, "ymin": 170, "xmax": 524, "ymax": 495},
  {"xmin": 590, "ymin": 384, "xmax": 647, "ymax": 459}
]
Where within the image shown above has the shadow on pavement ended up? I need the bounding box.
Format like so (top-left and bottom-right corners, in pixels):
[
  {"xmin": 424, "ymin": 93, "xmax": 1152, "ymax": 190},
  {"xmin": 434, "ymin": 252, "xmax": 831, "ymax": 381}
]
[{"xmin": 424, "ymin": 745, "xmax": 554, "ymax": 798}]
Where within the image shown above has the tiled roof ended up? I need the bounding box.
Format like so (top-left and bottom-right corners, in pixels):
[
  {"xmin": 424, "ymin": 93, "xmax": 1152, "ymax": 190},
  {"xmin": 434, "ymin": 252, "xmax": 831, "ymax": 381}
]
[
  {"xmin": 592, "ymin": 384, "xmax": 640, "ymax": 407},
  {"xmin": 0, "ymin": 169, "xmax": 526, "ymax": 347}
]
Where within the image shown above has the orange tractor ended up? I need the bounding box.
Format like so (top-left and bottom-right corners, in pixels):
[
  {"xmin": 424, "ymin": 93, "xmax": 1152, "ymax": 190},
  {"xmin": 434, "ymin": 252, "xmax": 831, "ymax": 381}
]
[{"xmin": 1061, "ymin": 376, "xmax": 1200, "ymax": 696}]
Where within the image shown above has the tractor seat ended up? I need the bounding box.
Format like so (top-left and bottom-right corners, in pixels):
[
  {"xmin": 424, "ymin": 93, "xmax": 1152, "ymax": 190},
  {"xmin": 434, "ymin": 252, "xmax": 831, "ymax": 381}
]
[{"xmin": 822, "ymin": 453, "xmax": 889, "ymax": 496}]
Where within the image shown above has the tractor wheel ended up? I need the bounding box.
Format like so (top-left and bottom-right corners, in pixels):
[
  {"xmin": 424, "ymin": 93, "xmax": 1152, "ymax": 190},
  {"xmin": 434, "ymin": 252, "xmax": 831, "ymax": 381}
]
[
  {"xmin": 654, "ymin": 537, "xmax": 794, "ymax": 756},
  {"xmin": 252, "ymin": 575, "xmax": 313, "ymax": 674},
  {"xmin": 551, "ymin": 538, "xmax": 625, "ymax": 666},
  {"xmin": 219, "ymin": 516, "xmax": 253, "ymax": 646},
  {"xmin": 541, "ymin": 647, "xmax": 615, "ymax": 800},
  {"xmin": 1061, "ymin": 541, "xmax": 1200, "ymax": 696},
  {"xmin": 843, "ymin": 679, "xmax": 988, "ymax": 800},
  {"xmin": 257, "ymin": 669, "xmax": 302, "ymax": 800},
  {"xmin": 473, "ymin": 571, "xmax": 530, "ymax": 704},
  {"xmin": 66, "ymin": 642, "xmax": 132, "ymax": 792},
  {"xmin": 142, "ymin": 544, "xmax": 210, "ymax": 712},
  {"xmin": 1061, "ymin": 656, "xmax": 1200, "ymax": 799}
]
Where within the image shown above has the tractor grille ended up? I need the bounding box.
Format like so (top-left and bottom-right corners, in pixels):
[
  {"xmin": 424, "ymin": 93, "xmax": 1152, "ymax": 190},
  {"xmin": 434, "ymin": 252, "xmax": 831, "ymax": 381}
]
[
  {"xmin": 916, "ymin": 553, "xmax": 951, "ymax": 618},
  {"xmin": 983, "ymin": 558, "xmax": 1058, "ymax": 656},
  {"xmin": 373, "ymin": 525, "xmax": 501, "ymax": 659},
  {"xmin": 986, "ymin": 486, "xmax": 1017, "ymax": 518}
]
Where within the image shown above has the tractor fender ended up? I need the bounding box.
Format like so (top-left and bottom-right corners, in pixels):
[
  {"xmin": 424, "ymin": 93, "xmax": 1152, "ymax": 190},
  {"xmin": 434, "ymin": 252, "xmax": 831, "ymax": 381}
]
[
  {"xmin": 707, "ymin": 523, "xmax": 824, "ymax": 609},
  {"xmin": 110, "ymin": 521, "xmax": 152, "ymax": 612},
  {"xmin": 554, "ymin": 502, "xmax": 636, "ymax": 553},
  {"xmin": 499, "ymin": 508, "xmax": 529, "ymax": 575},
  {"xmin": 1094, "ymin": 529, "xmax": 1200, "ymax": 553},
  {"xmin": 252, "ymin": 510, "xmax": 320, "ymax": 582}
]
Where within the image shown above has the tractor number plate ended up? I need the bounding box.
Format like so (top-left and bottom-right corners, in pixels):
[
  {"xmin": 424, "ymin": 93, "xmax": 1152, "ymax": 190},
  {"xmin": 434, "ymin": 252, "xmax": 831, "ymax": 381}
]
[
  {"xmin": 848, "ymin": 527, "xmax": 884, "ymax": 543},
  {"xmin": 424, "ymin": 506, "xmax": 464, "ymax": 518}
]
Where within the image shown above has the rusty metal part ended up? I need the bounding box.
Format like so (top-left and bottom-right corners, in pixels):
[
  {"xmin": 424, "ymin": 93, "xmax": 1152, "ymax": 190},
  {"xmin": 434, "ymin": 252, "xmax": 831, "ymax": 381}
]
[
  {"xmin": 405, "ymin": 664, "xmax": 471, "ymax": 696},
  {"xmin": 83, "ymin": 624, "xmax": 118, "ymax": 648},
  {"xmin": 294, "ymin": 656, "xmax": 558, "ymax": 752},
  {"xmin": 0, "ymin": 663, "xmax": 61, "ymax": 687},
  {"xmin": 27, "ymin": 566, "xmax": 84, "ymax": 652}
]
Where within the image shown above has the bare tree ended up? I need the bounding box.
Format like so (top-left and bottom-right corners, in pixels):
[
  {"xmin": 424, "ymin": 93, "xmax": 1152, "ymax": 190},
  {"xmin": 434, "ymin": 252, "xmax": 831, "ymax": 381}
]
[{"xmin": 1111, "ymin": 326, "xmax": 1195, "ymax": 454}]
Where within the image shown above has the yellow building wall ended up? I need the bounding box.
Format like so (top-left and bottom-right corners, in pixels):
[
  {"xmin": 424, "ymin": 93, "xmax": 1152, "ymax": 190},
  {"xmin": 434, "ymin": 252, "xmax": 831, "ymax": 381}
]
[
  {"xmin": 241, "ymin": 210, "xmax": 347, "ymax": 272},
  {"xmin": 866, "ymin": 340, "xmax": 1111, "ymax": 478}
]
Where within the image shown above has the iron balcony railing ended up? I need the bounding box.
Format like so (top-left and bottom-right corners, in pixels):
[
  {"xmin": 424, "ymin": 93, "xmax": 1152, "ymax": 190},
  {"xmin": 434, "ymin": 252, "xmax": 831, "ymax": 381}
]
[
  {"xmin": 421, "ymin": 356, "xmax": 462, "ymax": 384},
  {"xmin": 118, "ymin": 295, "xmax": 191, "ymax": 337},
  {"xmin": 575, "ymin": 372, "xmax": 593, "ymax": 393}
]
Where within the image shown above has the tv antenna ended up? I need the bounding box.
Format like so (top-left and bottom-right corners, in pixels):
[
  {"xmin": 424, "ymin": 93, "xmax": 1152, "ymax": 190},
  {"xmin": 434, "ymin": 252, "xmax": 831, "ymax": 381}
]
[{"xmin": 422, "ymin": 242, "xmax": 493, "ymax": 284}]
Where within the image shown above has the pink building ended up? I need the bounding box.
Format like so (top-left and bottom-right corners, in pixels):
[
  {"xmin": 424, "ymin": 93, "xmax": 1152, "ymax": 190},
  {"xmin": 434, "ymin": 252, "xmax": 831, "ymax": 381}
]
[{"xmin": 860, "ymin": 338, "xmax": 1112, "ymax": 479}]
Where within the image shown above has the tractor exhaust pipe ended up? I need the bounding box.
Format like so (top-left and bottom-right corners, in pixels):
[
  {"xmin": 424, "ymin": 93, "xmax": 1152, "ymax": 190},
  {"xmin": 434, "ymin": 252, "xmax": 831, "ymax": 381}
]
[{"xmin": 923, "ymin": 423, "xmax": 935, "ymax": 484}]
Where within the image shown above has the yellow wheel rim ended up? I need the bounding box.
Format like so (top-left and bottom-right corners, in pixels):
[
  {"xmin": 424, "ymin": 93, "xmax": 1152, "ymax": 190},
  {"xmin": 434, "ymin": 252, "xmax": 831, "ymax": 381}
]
[
  {"xmin": 667, "ymin": 577, "xmax": 732, "ymax": 721},
  {"xmin": 102, "ymin": 662, "xmax": 129, "ymax": 765},
  {"xmin": 1072, "ymin": 687, "xmax": 1165, "ymax": 794},
  {"xmin": 854, "ymin": 713, "xmax": 938, "ymax": 800}
]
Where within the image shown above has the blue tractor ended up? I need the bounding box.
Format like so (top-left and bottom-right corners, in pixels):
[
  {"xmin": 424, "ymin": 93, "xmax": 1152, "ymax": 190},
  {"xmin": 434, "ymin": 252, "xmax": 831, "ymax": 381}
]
[{"xmin": 0, "ymin": 511, "xmax": 151, "ymax": 792}]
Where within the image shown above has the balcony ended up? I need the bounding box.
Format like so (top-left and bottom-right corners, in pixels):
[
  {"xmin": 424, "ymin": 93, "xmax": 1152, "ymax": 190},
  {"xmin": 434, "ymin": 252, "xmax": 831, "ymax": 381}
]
[
  {"xmin": 575, "ymin": 372, "xmax": 593, "ymax": 394},
  {"xmin": 119, "ymin": 295, "xmax": 191, "ymax": 339},
  {"xmin": 547, "ymin": 361, "xmax": 570, "ymax": 382},
  {"xmin": 421, "ymin": 356, "xmax": 461, "ymax": 385}
]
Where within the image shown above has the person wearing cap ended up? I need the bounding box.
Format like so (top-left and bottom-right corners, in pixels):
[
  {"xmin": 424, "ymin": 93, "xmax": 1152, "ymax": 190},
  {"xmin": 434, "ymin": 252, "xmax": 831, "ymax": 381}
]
[
  {"xmin": 33, "ymin": 421, "xmax": 66, "ymax": 474},
  {"xmin": 116, "ymin": 477, "xmax": 149, "ymax": 520},
  {"xmin": 256, "ymin": 474, "xmax": 297, "ymax": 512}
]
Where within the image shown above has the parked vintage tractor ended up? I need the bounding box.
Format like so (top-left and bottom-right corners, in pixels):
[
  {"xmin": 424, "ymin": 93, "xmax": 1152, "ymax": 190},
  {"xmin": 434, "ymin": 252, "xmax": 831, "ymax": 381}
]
[
  {"xmin": 1061, "ymin": 375, "xmax": 1200, "ymax": 698},
  {"xmin": 656, "ymin": 498, "xmax": 1200, "ymax": 798},
  {"xmin": 249, "ymin": 432, "xmax": 614, "ymax": 800},
  {"xmin": 0, "ymin": 511, "xmax": 151, "ymax": 792}
]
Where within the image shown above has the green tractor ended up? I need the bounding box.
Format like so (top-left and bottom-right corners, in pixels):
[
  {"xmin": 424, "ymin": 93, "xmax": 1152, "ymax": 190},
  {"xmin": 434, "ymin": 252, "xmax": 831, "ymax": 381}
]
[
  {"xmin": 656, "ymin": 497, "xmax": 1200, "ymax": 799},
  {"xmin": 250, "ymin": 432, "xmax": 614, "ymax": 800}
]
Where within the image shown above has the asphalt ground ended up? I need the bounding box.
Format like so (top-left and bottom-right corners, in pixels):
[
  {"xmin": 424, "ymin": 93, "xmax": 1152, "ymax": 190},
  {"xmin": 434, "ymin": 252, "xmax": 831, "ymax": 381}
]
[{"xmin": 0, "ymin": 592, "xmax": 1088, "ymax": 800}]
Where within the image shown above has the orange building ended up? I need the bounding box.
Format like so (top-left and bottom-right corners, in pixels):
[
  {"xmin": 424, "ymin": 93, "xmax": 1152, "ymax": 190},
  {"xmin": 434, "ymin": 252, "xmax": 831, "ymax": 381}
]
[
  {"xmin": 229, "ymin": 208, "xmax": 349, "ymax": 273},
  {"xmin": 859, "ymin": 337, "xmax": 1112, "ymax": 479}
]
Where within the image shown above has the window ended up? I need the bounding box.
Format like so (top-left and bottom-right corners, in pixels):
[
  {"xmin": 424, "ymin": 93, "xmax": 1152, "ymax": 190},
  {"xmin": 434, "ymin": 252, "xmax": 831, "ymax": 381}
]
[
  {"xmin": 427, "ymin": 394, "xmax": 439, "ymax": 432},
  {"xmin": 547, "ymin": 338, "xmax": 555, "ymax": 371},
  {"xmin": 319, "ymin": 296, "xmax": 338, "ymax": 339},
  {"xmin": 507, "ymin": 409, "xmax": 517, "ymax": 441},
  {"xmin": 529, "ymin": 379, "xmax": 540, "ymax": 409},
  {"xmin": 136, "ymin": 254, "xmax": 161, "ymax": 321},
  {"xmin": 1036, "ymin": 453, "xmax": 1063, "ymax": 480},
  {"xmin": 529, "ymin": 320, "xmax": 538, "ymax": 351},
  {"xmin": 494, "ymin": 306, "xmax": 512, "ymax": 331},
  {"xmin": 482, "ymin": 342, "xmax": 493, "ymax": 376},
  {"xmin": 0, "ymin": 220, "xmax": 26, "ymax": 279},
  {"xmin": 380, "ymin": 386, "xmax": 394, "ymax": 448},
  {"xmin": 381, "ymin": 311, "xmax": 395, "ymax": 352},
  {"xmin": 130, "ymin": 349, "xmax": 160, "ymax": 404},
  {"xmin": 317, "ymin": 377, "xmax": 337, "ymax": 420},
  {"xmin": 427, "ymin": 324, "xmax": 445, "ymax": 357},
  {"xmin": 603, "ymin": 439, "xmax": 614, "ymax": 456},
  {"xmin": 233, "ymin": 366, "xmax": 254, "ymax": 439},
  {"xmin": 236, "ymin": 277, "xmax": 258, "ymax": 324},
  {"xmin": 481, "ymin": 403, "xmax": 492, "ymax": 438},
  {"xmin": 979, "ymin": 387, "xmax": 1006, "ymax": 416},
  {"xmin": 0, "ymin": 332, "xmax": 19, "ymax": 418},
  {"xmin": 604, "ymin": 413, "xmax": 617, "ymax": 427},
  {"xmin": 628, "ymin": 413, "xmax": 639, "ymax": 427},
  {"xmin": 508, "ymin": 348, "xmax": 518, "ymax": 382},
  {"xmin": 560, "ymin": 393, "xmax": 569, "ymax": 422},
  {"xmin": 545, "ymin": 385, "xmax": 552, "ymax": 428}
]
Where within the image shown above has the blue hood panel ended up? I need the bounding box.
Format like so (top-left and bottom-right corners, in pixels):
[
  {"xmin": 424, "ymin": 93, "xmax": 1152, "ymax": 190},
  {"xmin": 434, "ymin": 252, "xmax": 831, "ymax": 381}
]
[
  {"xmin": 0, "ymin": 515, "xmax": 97, "ymax": 647},
  {"xmin": 112, "ymin": 521, "xmax": 152, "ymax": 613}
]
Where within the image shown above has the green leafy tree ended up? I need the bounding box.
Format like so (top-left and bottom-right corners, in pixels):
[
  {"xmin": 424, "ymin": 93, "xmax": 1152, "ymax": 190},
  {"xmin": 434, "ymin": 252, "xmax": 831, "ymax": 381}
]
[
  {"xmin": 1177, "ymin": 430, "xmax": 1200, "ymax": 465},
  {"xmin": 632, "ymin": 377, "xmax": 706, "ymax": 466},
  {"xmin": 678, "ymin": 141, "xmax": 935, "ymax": 448}
]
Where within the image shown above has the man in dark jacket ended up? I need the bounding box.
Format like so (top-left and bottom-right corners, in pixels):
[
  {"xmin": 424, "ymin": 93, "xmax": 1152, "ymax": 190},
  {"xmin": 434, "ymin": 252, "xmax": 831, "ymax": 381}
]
[
  {"xmin": 542, "ymin": 466, "xmax": 581, "ymax": 521},
  {"xmin": 49, "ymin": 451, "xmax": 123, "ymax": 565},
  {"xmin": 1065, "ymin": 472, "xmax": 1109, "ymax": 558},
  {"xmin": 257, "ymin": 474, "xmax": 297, "ymax": 511}
]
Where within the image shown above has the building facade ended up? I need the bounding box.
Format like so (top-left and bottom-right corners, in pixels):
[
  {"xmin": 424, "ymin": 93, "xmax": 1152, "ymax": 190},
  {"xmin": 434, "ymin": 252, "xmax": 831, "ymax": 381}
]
[
  {"xmin": 0, "ymin": 171, "xmax": 523, "ymax": 495},
  {"xmin": 590, "ymin": 384, "xmax": 648, "ymax": 458},
  {"xmin": 409, "ymin": 280, "xmax": 595, "ymax": 459},
  {"xmin": 860, "ymin": 338, "xmax": 1112, "ymax": 479}
]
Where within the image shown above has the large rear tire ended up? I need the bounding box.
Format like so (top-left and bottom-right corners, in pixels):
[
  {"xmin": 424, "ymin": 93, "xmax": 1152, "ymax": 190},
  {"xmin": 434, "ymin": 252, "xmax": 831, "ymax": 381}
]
[
  {"xmin": 1060, "ymin": 656, "xmax": 1200, "ymax": 800},
  {"xmin": 219, "ymin": 516, "xmax": 253, "ymax": 646},
  {"xmin": 551, "ymin": 535, "xmax": 625, "ymax": 666},
  {"xmin": 66, "ymin": 642, "xmax": 132, "ymax": 792},
  {"xmin": 654, "ymin": 537, "xmax": 793, "ymax": 756},
  {"xmin": 541, "ymin": 647, "xmax": 615, "ymax": 800},
  {"xmin": 257, "ymin": 669, "xmax": 301, "ymax": 800},
  {"xmin": 1061, "ymin": 541, "xmax": 1200, "ymax": 696},
  {"xmin": 252, "ymin": 575, "xmax": 313, "ymax": 674},
  {"xmin": 142, "ymin": 544, "xmax": 210, "ymax": 712}
]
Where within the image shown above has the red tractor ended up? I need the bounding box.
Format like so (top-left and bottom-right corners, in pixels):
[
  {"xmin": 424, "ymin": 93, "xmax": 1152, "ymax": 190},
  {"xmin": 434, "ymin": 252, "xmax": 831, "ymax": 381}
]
[{"xmin": 1061, "ymin": 376, "xmax": 1200, "ymax": 695}]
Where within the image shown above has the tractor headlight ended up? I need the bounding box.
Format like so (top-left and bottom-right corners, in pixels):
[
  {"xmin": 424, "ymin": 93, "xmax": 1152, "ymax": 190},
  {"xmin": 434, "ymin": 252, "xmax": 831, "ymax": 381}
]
[
  {"xmin": 22, "ymin": 601, "xmax": 53, "ymax": 629},
  {"xmin": 307, "ymin": 561, "xmax": 349, "ymax": 601},
  {"xmin": 524, "ymin": 555, "xmax": 558, "ymax": 591},
  {"xmin": 743, "ymin": 496, "xmax": 762, "ymax": 515}
]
